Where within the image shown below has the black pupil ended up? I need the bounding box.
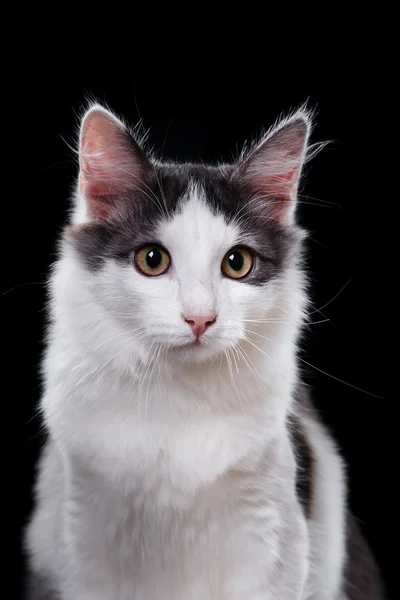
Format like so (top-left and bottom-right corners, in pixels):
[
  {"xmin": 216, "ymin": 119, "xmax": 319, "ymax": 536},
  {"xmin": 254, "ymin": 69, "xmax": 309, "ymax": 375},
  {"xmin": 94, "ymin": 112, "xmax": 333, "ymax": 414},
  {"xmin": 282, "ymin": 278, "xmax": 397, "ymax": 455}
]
[
  {"xmin": 146, "ymin": 248, "xmax": 162, "ymax": 269},
  {"xmin": 228, "ymin": 251, "xmax": 244, "ymax": 272}
]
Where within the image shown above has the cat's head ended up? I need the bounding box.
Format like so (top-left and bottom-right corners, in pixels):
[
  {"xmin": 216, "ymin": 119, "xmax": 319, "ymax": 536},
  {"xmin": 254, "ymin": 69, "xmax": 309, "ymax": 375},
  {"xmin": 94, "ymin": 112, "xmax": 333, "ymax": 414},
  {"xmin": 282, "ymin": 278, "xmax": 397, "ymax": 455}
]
[{"xmin": 64, "ymin": 105, "xmax": 313, "ymax": 365}]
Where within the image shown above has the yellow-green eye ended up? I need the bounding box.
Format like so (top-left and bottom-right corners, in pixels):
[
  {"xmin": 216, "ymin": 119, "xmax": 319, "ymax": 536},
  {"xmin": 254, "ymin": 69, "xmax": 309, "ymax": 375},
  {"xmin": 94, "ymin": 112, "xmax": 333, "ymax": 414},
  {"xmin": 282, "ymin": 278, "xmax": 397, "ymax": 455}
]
[
  {"xmin": 134, "ymin": 245, "xmax": 171, "ymax": 276},
  {"xmin": 221, "ymin": 247, "xmax": 254, "ymax": 279}
]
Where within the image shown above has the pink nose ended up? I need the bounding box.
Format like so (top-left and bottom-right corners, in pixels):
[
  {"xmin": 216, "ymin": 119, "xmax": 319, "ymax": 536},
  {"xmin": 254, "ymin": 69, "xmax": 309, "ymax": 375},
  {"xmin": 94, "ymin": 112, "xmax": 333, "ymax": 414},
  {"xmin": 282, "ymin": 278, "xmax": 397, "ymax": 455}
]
[{"xmin": 183, "ymin": 315, "xmax": 217, "ymax": 339}]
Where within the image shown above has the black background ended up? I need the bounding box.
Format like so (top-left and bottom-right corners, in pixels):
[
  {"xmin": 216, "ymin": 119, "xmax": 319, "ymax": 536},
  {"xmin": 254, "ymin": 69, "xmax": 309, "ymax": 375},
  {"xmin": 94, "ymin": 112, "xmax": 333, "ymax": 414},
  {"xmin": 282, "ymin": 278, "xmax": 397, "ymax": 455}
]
[{"xmin": 8, "ymin": 65, "xmax": 392, "ymax": 598}]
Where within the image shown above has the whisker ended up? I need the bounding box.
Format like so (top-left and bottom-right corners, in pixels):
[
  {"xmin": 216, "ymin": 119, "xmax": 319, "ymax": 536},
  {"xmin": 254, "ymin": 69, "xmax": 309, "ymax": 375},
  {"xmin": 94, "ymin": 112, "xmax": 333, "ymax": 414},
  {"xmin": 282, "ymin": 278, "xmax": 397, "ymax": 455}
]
[
  {"xmin": 298, "ymin": 357, "xmax": 383, "ymax": 399},
  {"xmin": 87, "ymin": 327, "xmax": 145, "ymax": 353},
  {"xmin": 2, "ymin": 281, "xmax": 44, "ymax": 296},
  {"xmin": 230, "ymin": 346, "xmax": 240, "ymax": 374},
  {"xmin": 235, "ymin": 344, "xmax": 261, "ymax": 384},
  {"xmin": 242, "ymin": 319, "xmax": 289, "ymax": 324},
  {"xmin": 296, "ymin": 200, "xmax": 344, "ymax": 211},
  {"xmin": 225, "ymin": 348, "xmax": 245, "ymax": 414},
  {"xmin": 243, "ymin": 337, "xmax": 273, "ymax": 361},
  {"xmin": 297, "ymin": 193, "xmax": 342, "ymax": 208},
  {"xmin": 89, "ymin": 339, "xmax": 139, "ymax": 380},
  {"xmin": 309, "ymin": 278, "xmax": 352, "ymax": 315},
  {"xmin": 245, "ymin": 330, "xmax": 276, "ymax": 345},
  {"xmin": 305, "ymin": 318, "xmax": 330, "ymax": 326},
  {"xmin": 137, "ymin": 341, "xmax": 158, "ymax": 429},
  {"xmin": 247, "ymin": 328, "xmax": 382, "ymax": 399},
  {"xmin": 144, "ymin": 343, "xmax": 162, "ymax": 428}
]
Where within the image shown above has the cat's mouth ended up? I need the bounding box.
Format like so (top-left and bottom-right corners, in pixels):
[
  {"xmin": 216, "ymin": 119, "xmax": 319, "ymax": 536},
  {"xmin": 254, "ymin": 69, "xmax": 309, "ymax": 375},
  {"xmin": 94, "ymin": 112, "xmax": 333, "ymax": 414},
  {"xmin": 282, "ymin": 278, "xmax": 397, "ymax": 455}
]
[
  {"xmin": 146, "ymin": 332, "xmax": 227, "ymax": 362},
  {"xmin": 180, "ymin": 339, "xmax": 205, "ymax": 349},
  {"xmin": 164, "ymin": 333, "xmax": 234, "ymax": 363}
]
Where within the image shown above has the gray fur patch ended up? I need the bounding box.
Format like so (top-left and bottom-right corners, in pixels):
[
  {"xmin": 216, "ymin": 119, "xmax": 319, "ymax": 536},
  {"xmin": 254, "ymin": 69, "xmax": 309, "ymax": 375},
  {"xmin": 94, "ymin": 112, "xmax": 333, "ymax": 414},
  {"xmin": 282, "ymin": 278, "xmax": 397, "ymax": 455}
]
[
  {"xmin": 289, "ymin": 414, "xmax": 315, "ymax": 518},
  {"xmin": 68, "ymin": 162, "xmax": 299, "ymax": 286}
]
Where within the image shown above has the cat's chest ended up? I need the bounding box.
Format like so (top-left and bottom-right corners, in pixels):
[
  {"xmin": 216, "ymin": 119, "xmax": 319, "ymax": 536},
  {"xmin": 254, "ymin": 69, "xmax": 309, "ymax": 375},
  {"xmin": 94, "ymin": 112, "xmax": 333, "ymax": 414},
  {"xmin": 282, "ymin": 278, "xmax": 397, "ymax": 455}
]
[
  {"xmin": 57, "ymin": 374, "xmax": 273, "ymax": 496},
  {"xmin": 69, "ymin": 406, "xmax": 265, "ymax": 500},
  {"xmin": 71, "ymin": 458, "xmax": 285, "ymax": 600},
  {"xmin": 106, "ymin": 496, "xmax": 230, "ymax": 599}
]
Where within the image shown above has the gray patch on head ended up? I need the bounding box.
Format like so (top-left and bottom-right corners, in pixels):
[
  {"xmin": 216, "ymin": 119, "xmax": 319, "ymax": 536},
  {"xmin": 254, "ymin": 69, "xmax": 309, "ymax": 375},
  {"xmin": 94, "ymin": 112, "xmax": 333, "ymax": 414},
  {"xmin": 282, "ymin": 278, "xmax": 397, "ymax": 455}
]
[{"xmin": 68, "ymin": 161, "xmax": 302, "ymax": 286}]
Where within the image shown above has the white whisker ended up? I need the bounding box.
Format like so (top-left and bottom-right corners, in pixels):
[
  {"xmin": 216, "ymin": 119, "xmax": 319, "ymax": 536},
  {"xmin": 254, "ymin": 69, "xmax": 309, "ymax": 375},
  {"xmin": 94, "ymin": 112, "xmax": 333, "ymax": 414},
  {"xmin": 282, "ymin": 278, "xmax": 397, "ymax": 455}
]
[
  {"xmin": 246, "ymin": 329, "xmax": 276, "ymax": 345},
  {"xmin": 137, "ymin": 341, "xmax": 158, "ymax": 431},
  {"xmin": 309, "ymin": 278, "xmax": 352, "ymax": 315},
  {"xmin": 235, "ymin": 344, "xmax": 261, "ymax": 384},
  {"xmin": 89, "ymin": 340, "xmax": 139, "ymax": 380},
  {"xmin": 243, "ymin": 337, "xmax": 273, "ymax": 362},
  {"xmin": 225, "ymin": 348, "xmax": 245, "ymax": 414},
  {"xmin": 87, "ymin": 327, "xmax": 145, "ymax": 353},
  {"xmin": 298, "ymin": 357, "xmax": 383, "ymax": 399},
  {"xmin": 144, "ymin": 343, "xmax": 163, "ymax": 428}
]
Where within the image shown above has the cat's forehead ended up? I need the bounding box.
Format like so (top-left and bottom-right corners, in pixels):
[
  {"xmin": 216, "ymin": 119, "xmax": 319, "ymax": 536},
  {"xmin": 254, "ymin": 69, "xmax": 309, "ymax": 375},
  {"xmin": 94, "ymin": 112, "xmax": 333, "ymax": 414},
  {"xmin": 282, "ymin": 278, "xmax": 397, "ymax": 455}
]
[
  {"xmin": 158, "ymin": 185, "xmax": 239, "ymax": 259},
  {"xmin": 154, "ymin": 162, "xmax": 240, "ymax": 223}
]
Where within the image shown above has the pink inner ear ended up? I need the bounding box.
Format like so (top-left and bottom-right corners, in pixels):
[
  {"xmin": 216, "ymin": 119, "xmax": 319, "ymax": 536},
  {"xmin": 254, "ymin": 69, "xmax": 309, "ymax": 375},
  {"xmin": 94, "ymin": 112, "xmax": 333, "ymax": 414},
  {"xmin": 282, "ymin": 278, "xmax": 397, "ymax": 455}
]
[
  {"xmin": 253, "ymin": 167, "xmax": 301, "ymax": 203},
  {"xmin": 79, "ymin": 109, "xmax": 142, "ymax": 219},
  {"xmin": 245, "ymin": 164, "xmax": 302, "ymax": 225}
]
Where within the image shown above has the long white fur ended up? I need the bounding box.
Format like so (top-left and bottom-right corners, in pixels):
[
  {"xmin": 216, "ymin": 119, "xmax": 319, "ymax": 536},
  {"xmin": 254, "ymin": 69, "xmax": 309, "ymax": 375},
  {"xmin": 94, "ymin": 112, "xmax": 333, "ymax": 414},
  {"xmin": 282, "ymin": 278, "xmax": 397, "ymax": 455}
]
[{"xmin": 26, "ymin": 108, "xmax": 347, "ymax": 600}]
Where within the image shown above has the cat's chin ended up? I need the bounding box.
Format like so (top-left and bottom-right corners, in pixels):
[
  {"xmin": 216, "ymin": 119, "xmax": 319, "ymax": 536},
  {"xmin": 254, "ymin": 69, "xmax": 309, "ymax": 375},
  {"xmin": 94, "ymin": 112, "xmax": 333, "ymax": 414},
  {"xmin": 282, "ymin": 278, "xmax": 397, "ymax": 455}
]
[{"xmin": 168, "ymin": 339, "xmax": 234, "ymax": 364}]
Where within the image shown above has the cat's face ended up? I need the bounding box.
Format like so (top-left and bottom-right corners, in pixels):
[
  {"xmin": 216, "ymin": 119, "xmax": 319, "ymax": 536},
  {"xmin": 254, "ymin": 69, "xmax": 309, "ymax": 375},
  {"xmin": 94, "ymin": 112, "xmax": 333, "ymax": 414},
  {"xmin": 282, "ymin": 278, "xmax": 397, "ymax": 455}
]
[{"xmin": 66, "ymin": 106, "xmax": 310, "ymax": 365}]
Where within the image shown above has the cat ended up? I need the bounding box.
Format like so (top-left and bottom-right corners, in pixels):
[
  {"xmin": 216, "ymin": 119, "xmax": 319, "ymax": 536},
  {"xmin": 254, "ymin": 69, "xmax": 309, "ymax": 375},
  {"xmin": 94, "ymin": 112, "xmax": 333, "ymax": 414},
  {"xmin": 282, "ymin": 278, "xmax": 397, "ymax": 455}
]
[{"xmin": 24, "ymin": 105, "xmax": 385, "ymax": 599}]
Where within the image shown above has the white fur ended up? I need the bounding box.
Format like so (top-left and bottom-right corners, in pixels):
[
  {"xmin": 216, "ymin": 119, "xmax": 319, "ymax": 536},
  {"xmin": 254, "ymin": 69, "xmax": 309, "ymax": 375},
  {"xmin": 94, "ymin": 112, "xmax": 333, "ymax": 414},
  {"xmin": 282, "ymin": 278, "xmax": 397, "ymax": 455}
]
[{"xmin": 26, "ymin": 112, "xmax": 348, "ymax": 599}]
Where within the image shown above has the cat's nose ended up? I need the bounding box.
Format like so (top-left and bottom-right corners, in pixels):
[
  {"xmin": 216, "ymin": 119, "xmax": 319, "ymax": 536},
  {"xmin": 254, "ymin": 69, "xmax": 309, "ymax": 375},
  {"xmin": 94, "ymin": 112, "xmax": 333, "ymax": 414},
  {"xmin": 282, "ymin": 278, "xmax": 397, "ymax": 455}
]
[{"xmin": 183, "ymin": 315, "xmax": 217, "ymax": 339}]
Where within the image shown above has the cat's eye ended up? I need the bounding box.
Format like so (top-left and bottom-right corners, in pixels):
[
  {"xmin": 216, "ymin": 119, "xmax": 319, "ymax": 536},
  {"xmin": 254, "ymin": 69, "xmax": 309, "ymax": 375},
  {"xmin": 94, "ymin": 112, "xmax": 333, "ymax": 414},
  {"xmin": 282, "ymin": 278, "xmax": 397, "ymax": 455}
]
[
  {"xmin": 134, "ymin": 245, "xmax": 171, "ymax": 276},
  {"xmin": 221, "ymin": 247, "xmax": 254, "ymax": 280}
]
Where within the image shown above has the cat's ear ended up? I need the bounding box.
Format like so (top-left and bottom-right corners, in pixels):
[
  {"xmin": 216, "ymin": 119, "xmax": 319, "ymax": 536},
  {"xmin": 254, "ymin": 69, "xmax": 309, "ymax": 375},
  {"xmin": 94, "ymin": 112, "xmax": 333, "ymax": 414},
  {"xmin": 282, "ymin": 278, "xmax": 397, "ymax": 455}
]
[
  {"xmin": 235, "ymin": 111, "xmax": 312, "ymax": 225},
  {"xmin": 78, "ymin": 105, "xmax": 149, "ymax": 221}
]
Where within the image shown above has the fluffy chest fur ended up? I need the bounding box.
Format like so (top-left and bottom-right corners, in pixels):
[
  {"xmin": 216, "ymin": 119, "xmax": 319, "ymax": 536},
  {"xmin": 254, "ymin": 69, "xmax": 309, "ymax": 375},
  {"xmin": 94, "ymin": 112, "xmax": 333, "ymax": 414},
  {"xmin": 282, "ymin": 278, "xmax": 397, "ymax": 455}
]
[{"xmin": 48, "ymin": 424, "xmax": 300, "ymax": 600}]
